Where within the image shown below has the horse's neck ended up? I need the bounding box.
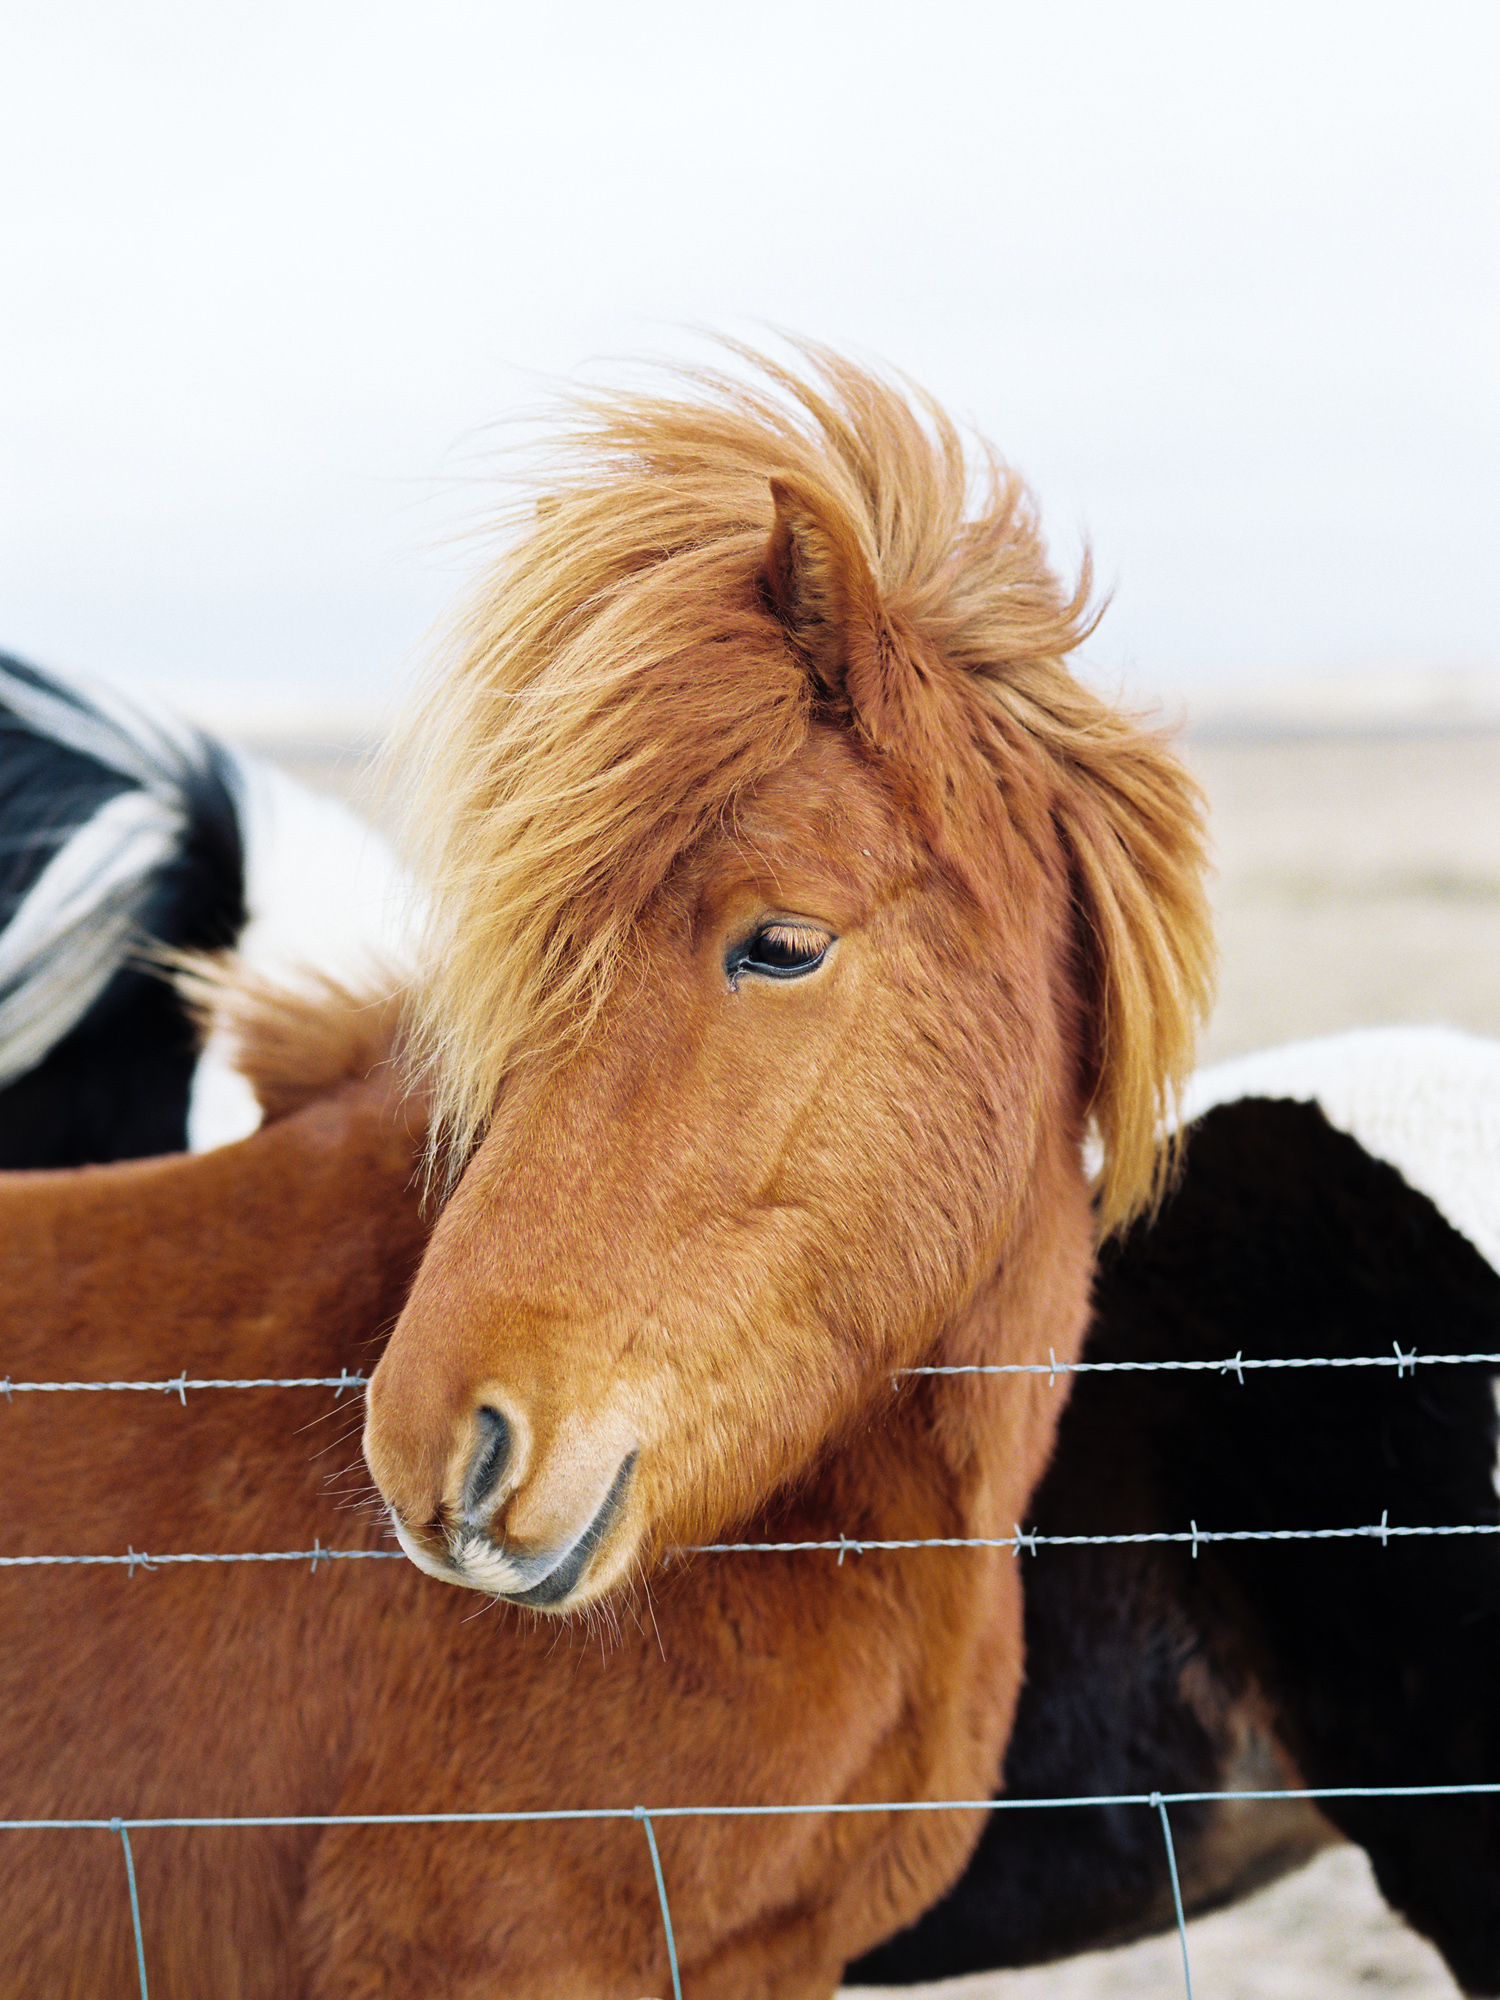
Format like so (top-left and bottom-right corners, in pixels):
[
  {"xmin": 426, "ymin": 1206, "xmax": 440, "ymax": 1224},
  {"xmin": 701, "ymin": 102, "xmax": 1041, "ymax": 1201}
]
[
  {"xmin": 800, "ymin": 1123, "xmax": 1096, "ymax": 1547},
  {"xmin": 0, "ymin": 1081, "xmax": 429, "ymax": 1379}
]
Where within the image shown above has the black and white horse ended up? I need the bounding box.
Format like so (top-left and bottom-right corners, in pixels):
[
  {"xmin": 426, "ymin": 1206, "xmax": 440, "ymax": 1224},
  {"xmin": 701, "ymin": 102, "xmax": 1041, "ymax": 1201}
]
[
  {"xmin": 852, "ymin": 1028, "xmax": 1500, "ymax": 1996},
  {"xmin": 0, "ymin": 652, "xmax": 412, "ymax": 1167}
]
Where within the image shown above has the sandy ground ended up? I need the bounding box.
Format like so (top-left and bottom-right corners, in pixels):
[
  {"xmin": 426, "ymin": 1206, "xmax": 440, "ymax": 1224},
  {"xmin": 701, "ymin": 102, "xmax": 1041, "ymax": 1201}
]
[
  {"xmin": 262, "ymin": 725, "xmax": 1500, "ymax": 1999},
  {"xmin": 1192, "ymin": 730, "xmax": 1500, "ymax": 1067}
]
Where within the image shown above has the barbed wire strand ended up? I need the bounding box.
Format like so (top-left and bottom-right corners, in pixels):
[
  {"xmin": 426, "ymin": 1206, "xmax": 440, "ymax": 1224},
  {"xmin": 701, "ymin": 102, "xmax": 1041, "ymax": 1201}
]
[
  {"xmin": 6, "ymin": 1517, "xmax": 1500, "ymax": 1572},
  {"xmin": 5, "ymin": 1344, "xmax": 1500, "ymax": 1399},
  {"xmin": 0, "ymin": 1370, "xmax": 366, "ymax": 1400},
  {"xmin": 680, "ymin": 1517, "xmax": 1500, "ymax": 1557},
  {"xmin": 903, "ymin": 1341, "xmax": 1500, "ymax": 1383}
]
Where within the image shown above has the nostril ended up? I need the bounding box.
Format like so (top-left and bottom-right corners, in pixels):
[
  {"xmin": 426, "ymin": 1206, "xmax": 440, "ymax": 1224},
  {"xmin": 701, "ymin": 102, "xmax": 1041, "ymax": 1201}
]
[{"xmin": 461, "ymin": 1406, "xmax": 514, "ymax": 1521}]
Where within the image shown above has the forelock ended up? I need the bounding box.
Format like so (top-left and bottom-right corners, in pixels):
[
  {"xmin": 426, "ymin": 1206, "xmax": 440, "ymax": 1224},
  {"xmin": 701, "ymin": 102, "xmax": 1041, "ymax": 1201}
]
[{"xmin": 393, "ymin": 342, "xmax": 1177, "ymax": 1186}]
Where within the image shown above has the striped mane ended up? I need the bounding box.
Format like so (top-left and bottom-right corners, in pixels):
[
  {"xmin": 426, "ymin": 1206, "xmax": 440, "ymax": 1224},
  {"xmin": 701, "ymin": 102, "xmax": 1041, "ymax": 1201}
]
[{"xmin": 398, "ymin": 343, "xmax": 1212, "ymax": 1226}]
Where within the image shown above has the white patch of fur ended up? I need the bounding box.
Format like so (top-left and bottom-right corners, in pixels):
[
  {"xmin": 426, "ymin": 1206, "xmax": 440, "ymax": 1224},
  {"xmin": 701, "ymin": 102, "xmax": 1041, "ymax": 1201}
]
[
  {"xmin": 227, "ymin": 755, "xmax": 421, "ymax": 992},
  {"xmin": 186, "ymin": 755, "xmax": 422, "ymax": 1151},
  {"xmin": 183, "ymin": 1049, "xmax": 263, "ymax": 1152},
  {"xmin": 1182, "ymin": 1027, "xmax": 1500, "ymax": 1279},
  {"xmin": 0, "ymin": 788, "xmax": 183, "ymax": 1087},
  {"xmin": 446, "ymin": 1534, "xmax": 536, "ymax": 1596},
  {"xmin": 0, "ymin": 658, "xmax": 198, "ymax": 789}
]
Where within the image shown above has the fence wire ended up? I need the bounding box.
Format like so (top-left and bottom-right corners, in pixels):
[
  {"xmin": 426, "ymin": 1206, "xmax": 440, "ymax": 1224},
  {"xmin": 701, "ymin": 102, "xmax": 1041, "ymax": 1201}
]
[
  {"xmin": 0, "ymin": 1369, "xmax": 367, "ymax": 1399},
  {"xmin": 8, "ymin": 1785, "xmax": 1500, "ymax": 2000},
  {"xmin": 4, "ymin": 1341, "xmax": 1499, "ymax": 1398},
  {"xmin": 6, "ymin": 1515, "xmax": 1498, "ymax": 1570},
  {"xmin": 5, "ymin": 1347, "xmax": 1497, "ymax": 1995}
]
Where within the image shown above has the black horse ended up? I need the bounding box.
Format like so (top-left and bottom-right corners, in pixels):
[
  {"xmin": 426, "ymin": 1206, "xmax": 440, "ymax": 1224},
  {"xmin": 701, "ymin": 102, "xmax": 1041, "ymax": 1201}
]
[{"xmin": 852, "ymin": 1045, "xmax": 1500, "ymax": 1996}]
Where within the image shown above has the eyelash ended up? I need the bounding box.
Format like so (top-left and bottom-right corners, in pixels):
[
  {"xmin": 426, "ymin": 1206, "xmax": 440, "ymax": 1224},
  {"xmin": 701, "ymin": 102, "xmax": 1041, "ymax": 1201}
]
[{"xmin": 725, "ymin": 922, "xmax": 833, "ymax": 984}]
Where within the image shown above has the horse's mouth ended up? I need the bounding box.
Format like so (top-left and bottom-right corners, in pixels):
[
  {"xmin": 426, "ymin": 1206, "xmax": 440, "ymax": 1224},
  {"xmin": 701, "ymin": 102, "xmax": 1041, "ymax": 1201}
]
[{"xmin": 391, "ymin": 1450, "xmax": 638, "ymax": 1610}]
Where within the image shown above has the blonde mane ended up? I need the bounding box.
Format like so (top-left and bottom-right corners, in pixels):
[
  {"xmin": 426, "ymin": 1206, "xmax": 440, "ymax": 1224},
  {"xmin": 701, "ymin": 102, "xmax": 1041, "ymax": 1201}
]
[{"xmin": 398, "ymin": 343, "xmax": 1213, "ymax": 1227}]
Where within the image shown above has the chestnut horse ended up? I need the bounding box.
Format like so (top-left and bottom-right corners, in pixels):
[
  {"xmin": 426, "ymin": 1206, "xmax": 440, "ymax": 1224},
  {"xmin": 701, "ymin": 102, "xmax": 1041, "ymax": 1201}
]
[
  {"xmin": 354, "ymin": 348, "xmax": 1211, "ymax": 1992},
  {"xmin": 0, "ymin": 980, "xmax": 433, "ymax": 1997},
  {"xmin": 3, "ymin": 351, "xmax": 1211, "ymax": 1996}
]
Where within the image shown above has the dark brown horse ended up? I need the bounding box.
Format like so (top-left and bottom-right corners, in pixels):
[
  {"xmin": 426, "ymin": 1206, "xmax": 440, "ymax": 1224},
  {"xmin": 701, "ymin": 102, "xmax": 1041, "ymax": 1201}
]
[{"xmin": 854, "ymin": 1029, "xmax": 1500, "ymax": 1996}]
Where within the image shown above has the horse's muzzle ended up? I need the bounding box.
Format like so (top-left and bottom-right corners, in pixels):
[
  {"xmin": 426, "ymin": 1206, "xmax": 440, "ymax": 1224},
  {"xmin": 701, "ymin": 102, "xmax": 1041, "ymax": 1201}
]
[
  {"xmin": 449, "ymin": 1448, "xmax": 638, "ymax": 1605},
  {"xmin": 385, "ymin": 1439, "xmax": 639, "ymax": 1610}
]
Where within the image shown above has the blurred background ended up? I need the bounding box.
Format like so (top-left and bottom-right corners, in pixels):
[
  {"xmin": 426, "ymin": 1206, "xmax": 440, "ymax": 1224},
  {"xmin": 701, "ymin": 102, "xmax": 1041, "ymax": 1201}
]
[
  {"xmin": 4, "ymin": 1, "xmax": 1496, "ymax": 733},
  {"xmin": 4, "ymin": 4, "xmax": 1497, "ymax": 1990}
]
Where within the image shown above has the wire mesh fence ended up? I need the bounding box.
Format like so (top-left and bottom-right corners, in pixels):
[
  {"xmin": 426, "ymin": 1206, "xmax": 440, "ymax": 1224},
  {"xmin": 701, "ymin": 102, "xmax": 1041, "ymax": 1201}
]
[
  {"xmin": 9, "ymin": 1784, "xmax": 1500, "ymax": 2000},
  {"xmin": 6, "ymin": 1346, "xmax": 1499, "ymax": 1999}
]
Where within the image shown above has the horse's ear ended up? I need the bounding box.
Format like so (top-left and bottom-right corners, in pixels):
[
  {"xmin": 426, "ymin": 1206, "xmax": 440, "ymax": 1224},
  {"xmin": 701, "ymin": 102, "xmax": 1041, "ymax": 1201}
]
[{"xmin": 761, "ymin": 475, "xmax": 885, "ymax": 703}]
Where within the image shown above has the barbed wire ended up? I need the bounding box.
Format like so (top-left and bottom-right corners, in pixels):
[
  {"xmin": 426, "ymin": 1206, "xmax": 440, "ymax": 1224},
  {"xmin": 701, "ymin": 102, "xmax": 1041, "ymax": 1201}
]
[
  {"xmin": 0, "ymin": 1542, "xmax": 400, "ymax": 1573},
  {"xmin": 0, "ymin": 1369, "xmax": 367, "ymax": 1400},
  {"xmin": 682, "ymin": 1516, "xmax": 1500, "ymax": 1558},
  {"xmin": 4, "ymin": 1342, "xmax": 1498, "ymax": 1402},
  {"xmin": 6, "ymin": 1514, "xmax": 1499, "ymax": 1572},
  {"xmin": 902, "ymin": 1341, "xmax": 1500, "ymax": 1382},
  {"xmin": 7, "ymin": 1345, "xmax": 1497, "ymax": 1997}
]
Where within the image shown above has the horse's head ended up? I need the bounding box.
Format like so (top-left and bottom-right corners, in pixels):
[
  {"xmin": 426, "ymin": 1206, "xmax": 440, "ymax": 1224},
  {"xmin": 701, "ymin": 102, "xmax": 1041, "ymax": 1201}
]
[{"xmin": 364, "ymin": 348, "xmax": 1214, "ymax": 1611}]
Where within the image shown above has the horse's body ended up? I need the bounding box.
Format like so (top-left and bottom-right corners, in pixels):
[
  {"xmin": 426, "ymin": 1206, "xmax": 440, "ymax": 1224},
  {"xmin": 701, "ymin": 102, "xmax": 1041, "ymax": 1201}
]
[
  {"xmin": 0, "ymin": 992, "xmax": 431, "ymax": 1996},
  {"xmin": 854, "ymin": 1028, "xmax": 1500, "ymax": 1997}
]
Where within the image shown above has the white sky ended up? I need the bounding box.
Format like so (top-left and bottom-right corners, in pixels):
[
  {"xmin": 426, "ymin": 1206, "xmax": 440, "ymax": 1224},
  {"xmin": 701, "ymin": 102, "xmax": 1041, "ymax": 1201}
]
[{"xmin": 2, "ymin": 1, "xmax": 1496, "ymax": 727}]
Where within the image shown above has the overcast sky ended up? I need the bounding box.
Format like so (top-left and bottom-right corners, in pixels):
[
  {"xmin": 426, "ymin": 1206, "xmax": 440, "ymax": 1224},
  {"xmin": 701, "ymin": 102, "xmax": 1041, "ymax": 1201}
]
[{"xmin": 2, "ymin": 2, "xmax": 1496, "ymax": 728}]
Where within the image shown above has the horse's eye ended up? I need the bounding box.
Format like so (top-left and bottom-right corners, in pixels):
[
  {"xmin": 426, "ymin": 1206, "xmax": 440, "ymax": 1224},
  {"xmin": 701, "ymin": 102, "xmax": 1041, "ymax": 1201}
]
[{"xmin": 726, "ymin": 922, "xmax": 833, "ymax": 984}]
